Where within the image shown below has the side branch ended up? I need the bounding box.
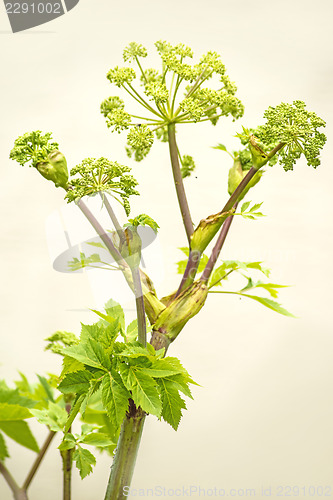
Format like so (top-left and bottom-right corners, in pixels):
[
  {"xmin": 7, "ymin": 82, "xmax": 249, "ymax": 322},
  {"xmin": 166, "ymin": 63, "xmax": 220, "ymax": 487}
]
[
  {"xmin": 167, "ymin": 123, "xmax": 194, "ymax": 243},
  {"xmin": 200, "ymin": 204, "xmax": 237, "ymax": 283},
  {"xmin": 0, "ymin": 462, "xmax": 28, "ymax": 500},
  {"xmin": 76, "ymin": 198, "xmax": 128, "ymax": 268},
  {"xmin": 23, "ymin": 430, "xmax": 56, "ymax": 490}
]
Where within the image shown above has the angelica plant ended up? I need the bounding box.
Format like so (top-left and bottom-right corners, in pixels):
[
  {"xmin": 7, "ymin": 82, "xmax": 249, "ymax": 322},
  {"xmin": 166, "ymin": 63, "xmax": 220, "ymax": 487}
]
[{"xmin": 1, "ymin": 40, "xmax": 326, "ymax": 500}]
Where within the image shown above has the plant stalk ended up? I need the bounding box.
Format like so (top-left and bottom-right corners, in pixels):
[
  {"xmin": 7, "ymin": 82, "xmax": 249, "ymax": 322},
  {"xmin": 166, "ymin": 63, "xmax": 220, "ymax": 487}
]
[
  {"xmin": 104, "ymin": 401, "xmax": 146, "ymax": 500},
  {"xmin": 23, "ymin": 430, "xmax": 56, "ymax": 490},
  {"xmin": 76, "ymin": 198, "xmax": 128, "ymax": 268},
  {"xmin": 131, "ymin": 266, "xmax": 146, "ymax": 346},
  {"xmin": 61, "ymin": 404, "xmax": 73, "ymax": 500},
  {"xmin": 0, "ymin": 462, "xmax": 28, "ymax": 500},
  {"xmin": 200, "ymin": 204, "xmax": 237, "ymax": 283},
  {"xmin": 167, "ymin": 123, "xmax": 194, "ymax": 243},
  {"xmin": 61, "ymin": 449, "xmax": 73, "ymax": 500}
]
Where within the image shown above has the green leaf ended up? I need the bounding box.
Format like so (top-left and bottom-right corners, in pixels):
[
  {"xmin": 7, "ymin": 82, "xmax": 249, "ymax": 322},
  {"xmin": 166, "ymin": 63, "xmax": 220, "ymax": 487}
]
[
  {"xmin": 208, "ymin": 264, "xmax": 228, "ymax": 287},
  {"xmin": 119, "ymin": 365, "xmax": 161, "ymax": 417},
  {"xmin": 241, "ymin": 280, "xmax": 288, "ymax": 298},
  {"xmin": 61, "ymin": 338, "xmax": 110, "ymax": 371},
  {"xmin": 104, "ymin": 299, "xmax": 125, "ymax": 331},
  {"xmin": 61, "ymin": 356, "xmax": 85, "ymax": 378},
  {"xmin": 0, "ymin": 421, "xmax": 39, "ymax": 452},
  {"xmin": 125, "ymin": 320, "xmax": 138, "ymax": 342},
  {"xmin": 158, "ymin": 379, "xmax": 186, "ymax": 431},
  {"xmin": 0, "ymin": 381, "xmax": 36, "ymax": 409},
  {"xmin": 58, "ymin": 371, "xmax": 94, "ymax": 395},
  {"xmin": 213, "ymin": 143, "xmax": 227, "ymax": 152},
  {"xmin": 178, "ymin": 247, "xmax": 190, "ymax": 257},
  {"xmin": 140, "ymin": 357, "xmax": 188, "ymax": 378},
  {"xmin": 240, "ymin": 294, "xmax": 295, "ymax": 317},
  {"xmin": 0, "ymin": 431, "xmax": 9, "ymax": 460},
  {"xmin": 0, "ymin": 403, "xmax": 32, "ymax": 421},
  {"xmin": 80, "ymin": 432, "xmax": 115, "ymax": 448},
  {"xmin": 58, "ymin": 433, "xmax": 77, "ymax": 451},
  {"xmin": 81, "ymin": 322, "xmax": 120, "ymax": 350},
  {"xmin": 101, "ymin": 373, "xmax": 130, "ymax": 429},
  {"xmin": 30, "ymin": 402, "xmax": 68, "ymax": 432},
  {"xmin": 73, "ymin": 445, "xmax": 96, "ymax": 479},
  {"xmin": 209, "ymin": 290, "xmax": 295, "ymax": 317},
  {"xmin": 241, "ymin": 201, "xmax": 251, "ymax": 212},
  {"xmin": 37, "ymin": 375, "xmax": 55, "ymax": 403},
  {"xmin": 87, "ymin": 241, "xmax": 107, "ymax": 250}
]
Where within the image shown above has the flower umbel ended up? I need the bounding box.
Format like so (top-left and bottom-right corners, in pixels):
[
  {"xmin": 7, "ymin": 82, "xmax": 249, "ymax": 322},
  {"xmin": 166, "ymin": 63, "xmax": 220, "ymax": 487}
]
[{"xmin": 66, "ymin": 157, "xmax": 139, "ymax": 215}]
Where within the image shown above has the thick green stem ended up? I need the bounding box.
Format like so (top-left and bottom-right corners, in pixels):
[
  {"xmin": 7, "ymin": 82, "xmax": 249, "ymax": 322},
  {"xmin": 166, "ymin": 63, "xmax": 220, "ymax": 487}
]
[
  {"xmin": 61, "ymin": 449, "xmax": 73, "ymax": 500},
  {"xmin": 61, "ymin": 404, "xmax": 73, "ymax": 500},
  {"xmin": 104, "ymin": 401, "xmax": 146, "ymax": 500},
  {"xmin": 167, "ymin": 123, "xmax": 193, "ymax": 243}
]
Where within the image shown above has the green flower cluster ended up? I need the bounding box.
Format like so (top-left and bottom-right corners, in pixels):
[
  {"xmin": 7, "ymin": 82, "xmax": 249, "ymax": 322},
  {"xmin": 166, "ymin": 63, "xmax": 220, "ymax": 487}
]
[
  {"xmin": 123, "ymin": 42, "xmax": 148, "ymax": 62},
  {"xmin": 65, "ymin": 157, "xmax": 139, "ymax": 215},
  {"xmin": 107, "ymin": 66, "xmax": 136, "ymax": 87},
  {"xmin": 258, "ymin": 100, "xmax": 326, "ymax": 171},
  {"xmin": 9, "ymin": 131, "xmax": 59, "ymax": 168},
  {"xmin": 101, "ymin": 96, "xmax": 132, "ymax": 133},
  {"xmin": 101, "ymin": 40, "xmax": 244, "ymax": 164},
  {"xmin": 126, "ymin": 125, "xmax": 154, "ymax": 162},
  {"xmin": 180, "ymin": 155, "xmax": 196, "ymax": 178}
]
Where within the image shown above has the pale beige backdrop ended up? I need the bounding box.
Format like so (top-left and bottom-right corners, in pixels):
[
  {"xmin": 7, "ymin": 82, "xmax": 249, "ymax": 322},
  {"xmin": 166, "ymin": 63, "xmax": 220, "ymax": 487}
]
[{"xmin": 1, "ymin": 0, "xmax": 333, "ymax": 498}]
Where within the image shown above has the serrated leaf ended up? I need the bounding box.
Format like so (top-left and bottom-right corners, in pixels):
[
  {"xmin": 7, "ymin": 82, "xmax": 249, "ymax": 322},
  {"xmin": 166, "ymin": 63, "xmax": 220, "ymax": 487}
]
[
  {"xmin": 81, "ymin": 322, "xmax": 120, "ymax": 349},
  {"xmin": 241, "ymin": 201, "xmax": 251, "ymax": 212},
  {"xmin": 140, "ymin": 357, "xmax": 188, "ymax": 378},
  {"xmin": 249, "ymin": 202, "xmax": 263, "ymax": 212},
  {"xmin": 30, "ymin": 402, "xmax": 68, "ymax": 432},
  {"xmin": 0, "ymin": 421, "xmax": 39, "ymax": 452},
  {"xmin": 61, "ymin": 356, "xmax": 85, "ymax": 378},
  {"xmin": 119, "ymin": 365, "xmax": 161, "ymax": 417},
  {"xmin": 0, "ymin": 431, "xmax": 9, "ymax": 460},
  {"xmin": 208, "ymin": 264, "xmax": 229, "ymax": 287},
  {"xmin": 61, "ymin": 338, "xmax": 110, "ymax": 371},
  {"xmin": 0, "ymin": 403, "xmax": 32, "ymax": 421},
  {"xmin": 104, "ymin": 299, "xmax": 125, "ymax": 331},
  {"xmin": 126, "ymin": 320, "xmax": 138, "ymax": 342},
  {"xmin": 73, "ymin": 445, "xmax": 96, "ymax": 479},
  {"xmin": 80, "ymin": 432, "xmax": 115, "ymax": 448},
  {"xmin": 177, "ymin": 259, "xmax": 188, "ymax": 274},
  {"xmin": 162, "ymin": 374, "xmax": 193, "ymax": 399},
  {"xmin": 158, "ymin": 379, "xmax": 186, "ymax": 431},
  {"xmin": 58, "ymin": 433, "xmax": 77, "ymax": 451},
  {"xmin": 58, "ymin": 371, "xmax": 94, "ymax": 395},
  {"xmin": 101, "ymin": 373, "xmax": 130, "ymax": 429},
  {"xmin": 0, "ymin": 382, "xmax": 36, "ymax": 409},
  {"xmin": 178, "ymin": 247, "xmax": 189, "ymax": 257}
]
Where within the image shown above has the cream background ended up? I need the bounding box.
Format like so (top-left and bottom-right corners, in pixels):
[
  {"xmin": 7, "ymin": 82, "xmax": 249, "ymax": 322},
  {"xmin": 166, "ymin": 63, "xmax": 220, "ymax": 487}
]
[{"xmin": 0, "ymin": 0, "xmax": 333, "ymax": 498}]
